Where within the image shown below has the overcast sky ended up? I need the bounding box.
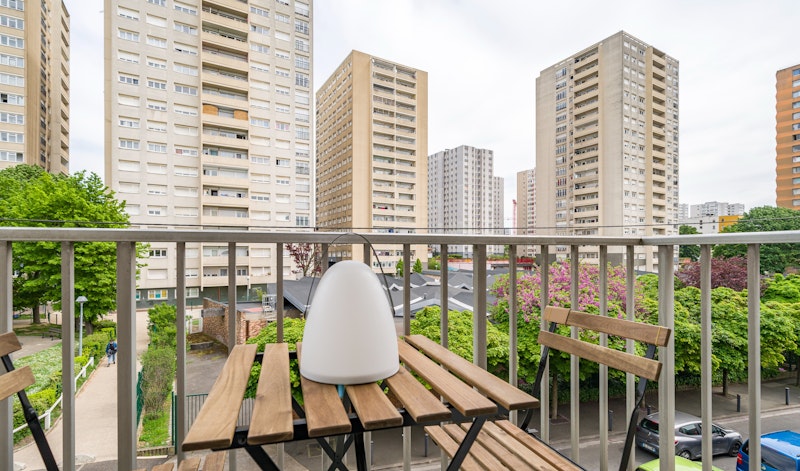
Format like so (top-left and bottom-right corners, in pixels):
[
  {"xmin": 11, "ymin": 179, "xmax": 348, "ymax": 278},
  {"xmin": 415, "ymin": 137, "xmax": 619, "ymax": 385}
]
[{"xmin": 66, "ymin": 0, "xmax": 798, "ymax": 224}]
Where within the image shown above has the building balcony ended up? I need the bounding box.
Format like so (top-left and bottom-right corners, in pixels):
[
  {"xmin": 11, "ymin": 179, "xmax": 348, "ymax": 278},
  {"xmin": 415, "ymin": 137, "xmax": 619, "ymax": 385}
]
[
  {"xmin": 201, "ymin": 113, "xmax": 249, "ymax": 131},
  {"xmin": 573, "ymin": 74, "xmax": 599, "ymax": 95},
  {"xmin": 201, "ymin": 49, "xmax": 248, "ymax": 72},
  {"xmin": 201, "ymin": 9, "xmax": 248, "ymax": 35},
  {"xmin": 201, "ymin": 132, "xmax": 248, "ymax": 150},
  {"xmin": 201, "ymin": 70, "xmax": 248, "ymax": 91},
  {"xmin": 572, "ymin": 62, "xmax": 598, "ymax": 82},
  {"xmin": 201, "ymin": 33, "xmax": 247, "ymax": 54},
  {"xmin": 3, "ymin": 227, "xmax": 792, "ymax": 471},
  {"xmin": 202, "ymin": 0, "xmax": 248, "ymax": 15}
]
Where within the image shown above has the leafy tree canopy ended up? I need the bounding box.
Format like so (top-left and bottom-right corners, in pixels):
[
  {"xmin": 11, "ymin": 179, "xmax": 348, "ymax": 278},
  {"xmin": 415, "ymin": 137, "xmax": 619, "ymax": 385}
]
[
  {"xmin": 0, "ymin": 166, "xmax": 130, "ymax": 324},
  {"xmin": 678, "ymin": 225, "xmax": 701, "ymax": 261},
  {"xmin": 713, "ymin": 206, "xmax": 800, "ymax": 274},
  {"xmin": 676, "ymin": 256, "xmax": 749, "ymax": 292}
]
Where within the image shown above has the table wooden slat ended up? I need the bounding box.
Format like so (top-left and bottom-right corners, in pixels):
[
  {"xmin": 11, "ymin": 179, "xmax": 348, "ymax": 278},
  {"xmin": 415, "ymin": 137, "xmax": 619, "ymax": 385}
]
[
  {"xmin": 459, "ymin": 422, "xmax": 538, "ymax": 471},
  {"xmin": 424, "ymin": 425, "xmax": 484, "ymax": 471},
  {"xmin": 490, "ymin": 420, "xmax": 580, "ymax": 470},
  {"xmin": 248, "ymin": 343, "xmax": 294, "ymax": 445},
  {"xmin": 182, "ymin": 344, "xmax": 257, "ymax": 451},
  {"xmin": 405, "ymin": 335, "xmax": 538, "ymax": 411},
  {"xmin": 442, "ymin": 423, "xmax": 510, "ymax": 470},
  {"xmin": 176, "ymin": 457, "xmax": 200, "ymax": 471},
  {"xmin": 384, "ymin": 367, "xmax": 451, "ymax": 423},
  {"xmin": 297, "ymin": 343, "xmax": 352, "ymax": 438},
  {"xmin": 397, "ymin": 340, "xmax": 496, "ymax": 417},
  {"xmin": 345, "ymin": 382, "xmax": 403, "ymax": 430}
]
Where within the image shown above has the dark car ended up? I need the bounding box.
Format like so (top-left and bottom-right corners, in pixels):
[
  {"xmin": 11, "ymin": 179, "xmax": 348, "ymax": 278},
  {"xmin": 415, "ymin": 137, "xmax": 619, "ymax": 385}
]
[{"xmin": 636, "ymin": 411, "xmax": 742, "ymax": 460}]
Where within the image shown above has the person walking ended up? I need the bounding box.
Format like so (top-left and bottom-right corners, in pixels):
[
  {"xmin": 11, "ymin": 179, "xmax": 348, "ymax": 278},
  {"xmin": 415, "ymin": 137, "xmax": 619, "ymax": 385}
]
[{"xmin": 105, "ymin": 338, "xmax": 117, "ymax": 366}]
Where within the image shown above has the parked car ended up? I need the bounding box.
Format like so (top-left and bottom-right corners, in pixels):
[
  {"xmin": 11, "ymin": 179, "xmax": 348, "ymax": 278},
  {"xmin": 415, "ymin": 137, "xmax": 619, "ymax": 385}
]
[
  {"xmin": 636, "ymin": 411, "xmax": 743, "ymax": 460},
  {"xmin": 637, "ymin": 456, "xmax": 724, "ymax": 471},
  {"xmin": 736, "ymin": 430, "xmax": 800, "ymax": 471}
]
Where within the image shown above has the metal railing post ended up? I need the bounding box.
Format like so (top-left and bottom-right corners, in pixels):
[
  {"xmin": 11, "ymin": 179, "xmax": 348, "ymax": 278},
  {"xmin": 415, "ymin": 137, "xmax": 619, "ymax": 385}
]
[
  {"xmin": 625, "ymin": 245, "xmax": 635, "ymax": 471},
  {"xmin": 747, "ymin": 244, "xmax": 761, "ymax": 471},
  {"xmin": 1, "ymin": 241, "xmax": 12, "ymax": 471},
  {"xmin": 176, "ymin": 243, "xmax": 187, "ymax": 464},
  {"xmin": 509, "ymin": 245, "xmax": 518, "ymax": 425},
  {"xmin": 540, "ymin": 244, "xmax": 550, "ymax": 442},
  {"xmin": 657, "ymin": 245, "xmax": 675, "ymax": 471},
  {"xmin": 227, "ymin": 242, "xmax": 238, "ymax": 471},
  {"xmin": 61, "ymin": 242, "xmax": 76, "ymax": 471},
  {"xmin": 473, "ymin": 244, "xmax": 487, "ymax": 369},
  {"xmin": 440, "ymin": 244, "xmax": 448, "ymax": 348},
  {"xmin": 598, "ymin": 246, "xmax": 608, "ymax": 471},
  {"xmin": 569, "ymin": 245, "xmax": 580, "ymax": 460},
  {"xmin": 117, "ymin": 241, "xmax": 137, "ymax": 471},
  {"xmin": 700, "ymin": 245, "xmax": 712, "ymax": 469}
]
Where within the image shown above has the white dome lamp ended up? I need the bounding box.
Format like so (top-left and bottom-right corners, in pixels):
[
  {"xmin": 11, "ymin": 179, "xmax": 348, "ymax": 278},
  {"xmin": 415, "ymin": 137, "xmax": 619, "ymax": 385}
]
[{"xmin": 300, "ymin": 260, "xmax": 399, "ymax": 385}]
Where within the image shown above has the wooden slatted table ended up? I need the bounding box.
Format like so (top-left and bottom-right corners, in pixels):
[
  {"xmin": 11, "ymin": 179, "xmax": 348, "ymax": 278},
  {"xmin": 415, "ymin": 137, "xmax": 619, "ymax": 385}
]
[{"xmin": 182, "ymin": 336, "xmax": 538, "ymax": 470}]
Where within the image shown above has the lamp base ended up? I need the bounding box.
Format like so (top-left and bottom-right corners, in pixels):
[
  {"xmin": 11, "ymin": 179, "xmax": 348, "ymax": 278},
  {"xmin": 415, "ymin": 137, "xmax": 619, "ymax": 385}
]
[{"xmin": 301, "ymin": 363, "xmax": 400, "ymax": 386}]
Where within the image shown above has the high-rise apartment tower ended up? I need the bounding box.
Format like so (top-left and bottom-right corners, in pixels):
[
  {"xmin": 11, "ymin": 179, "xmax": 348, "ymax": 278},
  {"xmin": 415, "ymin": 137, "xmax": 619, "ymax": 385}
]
[
  {"xmin": 428, "ymin": 145, "xmax": 503, "ymax": 256},
  {"xmin": 776, "ymin": 63, "xmax": 800, "ymax": 209},
  {"xmin": 516, "ymin": 168, "xmax": 536, "ymax": 257},
  {"xmin": 0, "ymin": 0, "xmax": 70, "ymax": 174},
  {"xmin": 105, "ymin": 0, "xmax": 313, "ymax": 305},
  {"xmin": 535, "ymin": 31, "xmax": 679, "ymax": 272},
  {"xmin": 316, "ymin": 50, "xmax": 428, "ymax": 272}
]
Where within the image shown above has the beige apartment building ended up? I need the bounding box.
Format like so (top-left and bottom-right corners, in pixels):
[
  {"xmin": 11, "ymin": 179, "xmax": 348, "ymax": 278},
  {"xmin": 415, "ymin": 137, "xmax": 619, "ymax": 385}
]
[
  {"xmin": 535, "ymin": 31, "xmax": 679, "ymax": 272},
  {"xmin": 0, "ymin": 0, "xmax": 70, "ymax": 174},
  {"xmin": 516, "ymin": 168, "xmax": 535, "ymax": 257},
  {"xmin": 316, "ymin": 50, "xmax": 428, "ymax": 272},
  {"xmin": 776, "ymin": 63, "xmax": 800, "ymax": 209},
  {"xmin": 105, "ymin": 0, "xmax": 312, "ymax": 306}
]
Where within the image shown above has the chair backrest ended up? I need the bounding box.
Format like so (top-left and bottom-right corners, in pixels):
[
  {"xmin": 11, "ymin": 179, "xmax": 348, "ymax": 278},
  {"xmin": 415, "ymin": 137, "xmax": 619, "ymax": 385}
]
[
  {"xmin": 530, "ymin": 306, "xmax": 671, "ymax": 471},
  {"xmin": 0, "ymin": 331, "xmax": 59, "ymax": 471}
]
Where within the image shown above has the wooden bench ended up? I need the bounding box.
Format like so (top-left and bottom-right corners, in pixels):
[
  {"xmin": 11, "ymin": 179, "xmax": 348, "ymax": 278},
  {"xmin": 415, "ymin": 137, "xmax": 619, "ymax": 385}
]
[
  {"xmin": 425, "ymin": 306, "xmax": 671, "ymax": 471},
  {"xmin": 1, "ymin": 331, "xmax": 58, "ymax": 471},
  {"xmin": 42, "ymin": 327, "xmax": 61, "ymax": 340}
]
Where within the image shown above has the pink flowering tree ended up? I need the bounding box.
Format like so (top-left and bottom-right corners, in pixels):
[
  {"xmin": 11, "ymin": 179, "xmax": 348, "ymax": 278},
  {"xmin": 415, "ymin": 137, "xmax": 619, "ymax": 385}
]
[{"xmin": 491, "ymin": 260, "xmax": 649, "ymax": 418}]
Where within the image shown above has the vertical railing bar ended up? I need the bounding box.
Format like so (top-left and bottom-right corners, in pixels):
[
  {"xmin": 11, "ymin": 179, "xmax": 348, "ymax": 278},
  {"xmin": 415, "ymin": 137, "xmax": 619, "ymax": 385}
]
[
  {"xmin": 569, "ymin": 244, "xmax": 580, "ymax": 460},
  {"xmin": 1, "ymin": 241, "xmax": 13, "ymax": 471},
  {"xmin": 625, "ymin": 245, "xmax": 635, "ymax": 471},
  {"xmin": 176, "ymin": 242, "xmax": 187, "ymax": 463},
  {"xmin": 402, "ymin": 243, "xmax": 411, "ymax": 471},
  {"xmin": 509, "ymin": 245, "xmax": 518, "ymax": 425},
  {"xmin": 320, "ymin": 243, "xmax": 329, "ymax": 275},
  {"xmin": 440, "ymin": 244, "xmax": 449, "ymax": 348},
  {"xmin": 363, "ymin": 243, "xmax": 371, "ymax": 266},
  {"xmin": 276, "ymin": 242, "xmax": 284, "ymax": 343},
  {"xmin": 403, "ymin": 244, "xmax": 411, "ymax": 337},
  {"xmin": 60, "ymin": 242, "xmax": 75, "ymax": 471},
  {"xmin": 540, "ymin": 244, "xmax": 550, "ymax": 442},
  {"xmin": 599, "ymin": 245, "xmax": 608, "ymax": 471},
  {"xmin": 747, "ymin": 244, "xmax": 761, "ymax": 471},
  {"xmin": 117, "ymin": 241, "xmax": 137, "ymax": 471},
  {"xmin": 657, "ymin": 245, "xmax": 675, "ymax": 471},
  {"xmin": 473, "ymin": 244, "xmax": 487, "ymax": 369},
  {"xmin": 700, "ymin": 245, "xmax": 712, "ymax": 469},
  {"xmin": 227, "ymin": 242, "xmax": 237, "ymax": 471}
]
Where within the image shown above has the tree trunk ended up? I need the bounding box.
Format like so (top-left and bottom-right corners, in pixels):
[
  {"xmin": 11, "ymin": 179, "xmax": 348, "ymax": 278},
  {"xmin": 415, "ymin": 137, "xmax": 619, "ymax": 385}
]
[
  {"xmin": 550, "ymin": 372, "xmax": 559, "ymax": 420},
  {"xmin": 722, "ymin": 369, "xmax": 729, "ymax": 396},
  {"xmin": 32, "ymin": 304, "xmax": 41, "ymax": 324}
]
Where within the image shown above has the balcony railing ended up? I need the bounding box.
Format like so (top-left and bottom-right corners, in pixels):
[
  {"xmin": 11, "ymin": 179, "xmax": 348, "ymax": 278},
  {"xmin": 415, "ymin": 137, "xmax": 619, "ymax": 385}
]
[{"xmin": 2, "ymin": 227, "xmax": 796, "ymax": 471}]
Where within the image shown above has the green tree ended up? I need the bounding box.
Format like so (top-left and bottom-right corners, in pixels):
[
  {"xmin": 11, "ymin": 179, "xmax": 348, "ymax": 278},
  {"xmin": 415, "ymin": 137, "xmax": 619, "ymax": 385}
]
[
  {"xmin": 712, "ymin": 206, "xmax": 800, "ymax": 274},
  {"xmin": 413, "ymin": 258, "xmax": 423, "ymax": 274},
  {"xmin": 410, "ymin": 306, "xmax": 509, "ymax": 378},
  {"xmin": 395, "ymin": 259, "xmax": 404, "ymax": 277},
  {"xmin": 678, "ymin": 225, "xmax": 701, "ymax": 261},
  {"xmin": 0, "ymin": 166, "xmax": 131, "ymax": 325}
]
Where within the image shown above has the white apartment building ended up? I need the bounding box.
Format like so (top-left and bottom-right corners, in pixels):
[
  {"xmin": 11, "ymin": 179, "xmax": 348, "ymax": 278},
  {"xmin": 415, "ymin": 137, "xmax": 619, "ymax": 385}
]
[
  {"xmin": 428, "ymin": 145, "xmax": 504, "ymax": 256},
  {"xmin": 688, "ymin": 201, "xmax": 745, "ymax": 218},
  {"xmin": 0, "ymin": 0, "xmax": 70, "ymax": 174},
  {"xmin": 535, "ymin": 31, "xmax": 679, "ymax": 272},
  {"xmin": 105, "ymin": 0, "xmax": 312, "ymax": 306}
]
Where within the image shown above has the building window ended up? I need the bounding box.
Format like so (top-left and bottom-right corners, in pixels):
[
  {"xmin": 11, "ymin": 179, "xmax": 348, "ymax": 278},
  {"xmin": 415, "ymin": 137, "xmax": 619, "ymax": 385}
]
[
  {"xmin": 119, "ymin": 139, "xmax": 139, "ymax": 150},
  {"xmin": 296, "ymin": 216, "xmax": 309, "ymax": 226},
  {"xmin": 147, "ymin": 0, "xmax": 166, "ymax": 6},
  {"xmin": 148, "ymin": 143, "xmax": 167, "ymax": 153},
  {"xmin": 0, "ymin": 0, "xmax": 24, "ymax": 11},
  {"xmin": 0, "ymin": 34, "xmax": 24, "ymax": 48},
  {"xmin": 149, "ymin": 249, "xmax": 167, "ymax": 258},
  {"xmin": 147, "ymin": 79, "xmax": 167, "ymax": 90},
  {"xmin": 119, "ymin": 118, "xmax": 139, "ymax": 128},
  {"xmin": 118, "ymin": 73, "xmax": 139, "ymax": 85},
  {"xmin": 250, "ymin": 6, "xmax": 269, "ymax": 17},
  {"xmin": 118, "ymin": 29, "xmax": 139, "ymax": 42},
  {"xmin": 147, "ymin": 57, "xmax": 166, "ymax": 69},
  {"xmin": 0, "ymin": 150, "xmax": 22, "ymax": 162},
  {"xmin": 250, "ymin": 118, "xmax": 269, "ymax": 128},
  {"xmin": 174, "ymin": 84, "xmax": 197, "ymax": 95},
  {"xmin": 147, "ymin": 289, "xmax": 169, "ymax": 300},
  {"xmin": 146, "ymin": 36, "xmax": 166, "ymax": 48},
  {"xmin": 173, "ymin": 1, "xmax": 197, "ymax": 15},
  {"xmin": 174, "ymin": 22, "xmax": 197, "ymax": 35},
  {"xmin": 0, "ymin": 92, "xmax": 23, "ymax": 105},
  {"xmin": 174, "ymin": 63, "xmax": 197, "ymax": 76}
]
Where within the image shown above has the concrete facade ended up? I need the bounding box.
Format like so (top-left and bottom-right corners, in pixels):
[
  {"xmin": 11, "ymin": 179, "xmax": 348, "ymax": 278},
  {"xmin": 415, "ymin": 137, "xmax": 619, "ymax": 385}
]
[
  {"xmin": 776, "ymin": 63, "xmax": 800, "ymax": 209},
  {"xmin": 535, "ymin": 31, "xmax": 679, "ymax": 272},
  {"xmin": 104, "ymin": 0, "xmax": 313, "ymax": 305},
  {"xmin": 0, "ymin": 0, "xmax": 70, "ymax": 174},
  {"xmin": 516, "ymin": 168, "xmax": 536, "ymax": 257},
  {"xmin": 316, "ymin": 50, "xmax": 428, "ymax": 272},
  {"xmin": 427, "ymin": 145, "xmax": 504, "ymax": 256}
]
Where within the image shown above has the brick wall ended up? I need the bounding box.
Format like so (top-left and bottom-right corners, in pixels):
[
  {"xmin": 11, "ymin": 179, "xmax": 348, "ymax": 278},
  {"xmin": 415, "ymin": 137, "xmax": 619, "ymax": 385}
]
[{"xmin": 201, "ymin": 298, "xmax": 270, "ymax": 348}]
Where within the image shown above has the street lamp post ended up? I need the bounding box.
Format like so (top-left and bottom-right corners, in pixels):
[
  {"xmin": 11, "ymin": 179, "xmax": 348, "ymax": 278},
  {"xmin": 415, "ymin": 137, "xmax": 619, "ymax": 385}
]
[{"xmin": 76, "ymin": 295, "xmax": 88, "ymax": 356}]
